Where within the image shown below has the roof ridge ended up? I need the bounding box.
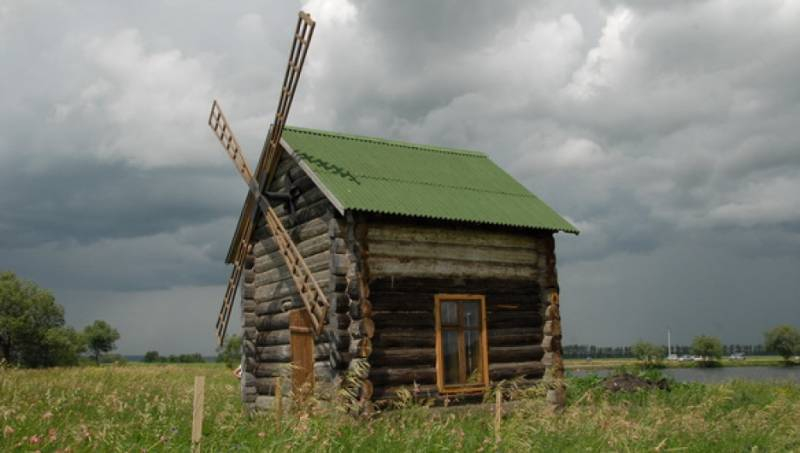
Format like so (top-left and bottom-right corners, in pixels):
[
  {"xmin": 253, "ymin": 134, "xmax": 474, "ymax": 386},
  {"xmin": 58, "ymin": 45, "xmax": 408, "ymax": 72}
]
[{"xmin": 284, "ymin": 125, "xmax": 487, "ymax": 158}]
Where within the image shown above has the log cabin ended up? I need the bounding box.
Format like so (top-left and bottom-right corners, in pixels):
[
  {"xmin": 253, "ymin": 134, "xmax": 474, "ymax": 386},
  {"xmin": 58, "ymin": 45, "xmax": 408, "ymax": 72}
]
[{"xmin": 230, "ymin": 126, "xmax": 578, "ymax": 410}]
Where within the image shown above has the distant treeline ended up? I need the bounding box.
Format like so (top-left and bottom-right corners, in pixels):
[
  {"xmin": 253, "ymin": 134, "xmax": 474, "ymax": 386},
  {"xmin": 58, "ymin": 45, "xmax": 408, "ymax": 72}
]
[
  {"xmin": 142, "ymin": 351, "xmax": 206, "ymax": 363},
  {"xmin": 563, "ymin": 344, "xmax": 768, "ymax": 358}
]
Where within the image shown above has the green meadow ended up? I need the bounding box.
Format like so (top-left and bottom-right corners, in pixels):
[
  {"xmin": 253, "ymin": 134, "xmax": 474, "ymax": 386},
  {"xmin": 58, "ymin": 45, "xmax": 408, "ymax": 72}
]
[{"xmin": 2, "ymin": 363, "xmax": 799, "ymax": 452}]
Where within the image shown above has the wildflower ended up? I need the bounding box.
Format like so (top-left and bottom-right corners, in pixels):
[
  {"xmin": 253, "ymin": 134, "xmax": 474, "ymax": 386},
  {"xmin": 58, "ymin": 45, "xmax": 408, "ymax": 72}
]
[
  {"xmin": 49, "ymin": 428, "xmax": 58, "ymax": 442},
  {"xmin": 3, "ymin": 425, "xmax": 14, "ymax": 437},
  {"xmin": 258, "ymin": 432, "xmax": 266, "ymax": 438},
  {"xmin": 30, "ymin": 434, "xmax": 41, "ymax": 445},
  {"xmin": 42, "ymin": 411, "xmax": 53, "ymax": 420}
]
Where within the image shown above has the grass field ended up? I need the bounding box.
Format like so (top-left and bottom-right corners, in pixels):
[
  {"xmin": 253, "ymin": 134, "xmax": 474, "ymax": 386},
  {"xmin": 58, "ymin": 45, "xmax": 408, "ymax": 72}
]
[
  {"xmin": 2, "ymin": 363, "xmax": 799, "ymax": 452},
  {"xmin": 564, "ymin": 355, "xmax": 794, "ymax": 369}
]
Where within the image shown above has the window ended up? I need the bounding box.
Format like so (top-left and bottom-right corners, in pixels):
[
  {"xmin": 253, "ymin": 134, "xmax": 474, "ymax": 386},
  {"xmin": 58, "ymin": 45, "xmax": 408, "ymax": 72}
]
[{"xmin": 434, "ymin": 294, "xmax": 489, "ymax": 393}]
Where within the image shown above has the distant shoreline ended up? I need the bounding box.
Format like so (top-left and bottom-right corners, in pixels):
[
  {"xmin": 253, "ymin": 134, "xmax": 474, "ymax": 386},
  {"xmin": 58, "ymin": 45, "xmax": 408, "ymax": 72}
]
[{"xmin": 564, "ymin": 355, "xmax": 798, "ymax": 370}]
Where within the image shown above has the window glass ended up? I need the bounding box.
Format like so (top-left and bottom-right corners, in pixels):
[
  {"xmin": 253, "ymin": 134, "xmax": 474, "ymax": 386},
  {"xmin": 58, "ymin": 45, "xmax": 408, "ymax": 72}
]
[
  {"xmin": 440, "ymin": 301, "xmax": 458, "ymax": 325},
  {"xmin": 463, "ymin": 302, "xmax": 480, "ymax": 328},
  {"xmin": 464, "ymin": 328, "xmax": 482, "ymax": 383},
  {"xmin": 443, "ymin": 330, "xmax": 460, "ymax": 385},
  {"xmin": 437, "ymin": 296, "xmax": 487, "ymax": 391}
]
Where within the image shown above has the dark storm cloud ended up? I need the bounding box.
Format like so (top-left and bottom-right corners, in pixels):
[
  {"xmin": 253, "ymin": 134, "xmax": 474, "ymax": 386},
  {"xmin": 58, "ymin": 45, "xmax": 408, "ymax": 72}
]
[{"xmin": 1, "ymin": 0, "xmax": 799, "ymax": 353}]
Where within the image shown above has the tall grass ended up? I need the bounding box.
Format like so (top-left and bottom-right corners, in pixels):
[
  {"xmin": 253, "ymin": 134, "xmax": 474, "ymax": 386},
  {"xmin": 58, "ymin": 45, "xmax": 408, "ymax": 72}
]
[{"xmin": 1, "ymin": 363, "xmax": 798, "ymax": 451}]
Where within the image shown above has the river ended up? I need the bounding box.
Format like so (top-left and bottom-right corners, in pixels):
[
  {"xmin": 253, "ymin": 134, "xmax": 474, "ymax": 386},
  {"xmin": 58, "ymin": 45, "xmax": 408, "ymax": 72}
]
[{"xmin": 569, "ymin": 366, "xmax": 800, "ymax": 383}]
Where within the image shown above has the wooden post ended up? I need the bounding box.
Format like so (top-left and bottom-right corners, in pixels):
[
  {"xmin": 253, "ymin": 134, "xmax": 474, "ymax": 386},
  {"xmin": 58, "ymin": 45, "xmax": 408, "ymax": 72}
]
[
  {"xmin": 275, "ymin": 376, "xmax": 283, "ymax": 430},
  {"xmin": 192, "ymin": 376, "xmax": 205, "ymax": 449},
  {"xmin": 494, "ymin": 389, "xmax": 502, "ymax": 445}
]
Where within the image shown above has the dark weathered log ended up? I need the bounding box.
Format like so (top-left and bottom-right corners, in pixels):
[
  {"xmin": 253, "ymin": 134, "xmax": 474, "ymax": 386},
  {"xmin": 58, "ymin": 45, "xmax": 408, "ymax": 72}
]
[
  {"xmin": 242, "ymin": 299, "xmax": 257, "ymax": 313},
  {"xmin": 369, "ymin": 256, "xmax": 538, "ymax": 280},
  {"xmin": 487, "ymin": 328, "xmax": 543, "ymax": 346},
  {"xmin": 328, "ymin": 348, "xmax": 350, "ymax": 370},
  {"xmin": 326, "ymin": 328, "xmax": 351, "ymax": 351},
  {"xmin": 372, "ymin": 311, "xmax": 434, "ymax": 329},
  {"xmin": 335, "ymin": 313, "xmax": 351, "ymax": 330},
  {"xmin": 367, "ymin": 223, "xmax": 548, "ymax": 250},
  {"xmin": 255, "ymin": 343, "xmax": 330, "ymax": 362},
  {"xmin": 370, "ymin": 347, "xmax": 435, "ymax": 367},
  {"xmin": 369, "ymin": 277, "xmax": 539, "ymax": 295},
  {"xmin": 372, "ymin": 329, "xmax": 436, "ymax": 348},
  {"xmin": 251, "ymin": 270, "xmax": 329, "ymax": 301},
  {"xmin": 348, "ymin": 337, "xmax": 373, "ymax": 358},
  {"xmin": 251, "ymin": 251, "xmax": 329, "ymax": 286},
  {"xmin": 254, "ymin": 297, "xmax": 302, "ymax": 316},
  {"xmin": 255, "ymin": 329, "xmax": 291, "ymax": 346},
  {"xmin": 368, "ymin": 240, "xmax": 540, "ymax": 265},
  {"xmin": 369, "ymin": 292, "xmax": 540, "ymax": 313},
  {"xmin": 488, "ymin": 345, "xmax": 544, "ymax": 363},
  {"xmin": 252, "ymin": 217, "xmax": 329, "ymax": 256},
  {"xmin": 487, "ymin": 310, "xmax": 542, "ymax": 327},
  {"xmin": 330, "ymin": 253, "xmax": 348, "ymax": 276},
  {"xmin": 369, "ymin": 366, "xmax": 436, "ymax": 386},
  {"xmin": 349, "ymin": 299, "xmax": 372, "ymax": 320},
  {"xmin": 253, "ymin": 361, "xmax": 330, "ymax": 378},
  {"xmin": 330, "ymin": 292, "xmax": 349, "ymax": 314},
  {"xmin": 254, "ymin": 312, "xmax": 290, "ymax": 331},
  {"xmin": 271, "ymin": 187, "xmax": 330, "ymax": 218},
  {"xmin": 252, "ymin": 234, "xmax": 330, "ymax": 273},
  {"xmin": 252, "ymin": 359, "xmax": 330, "ymax": 382},
  {"xmin": 347, "ymin": 318, "xmax": 375, "ymax": 339},
  {"xmin": 489, "ymin": 361, "xmax": 545, "ymax": 380},
  {"xmin": 329, "ymin": 275, "xmax": 347, "ymax": 293}
]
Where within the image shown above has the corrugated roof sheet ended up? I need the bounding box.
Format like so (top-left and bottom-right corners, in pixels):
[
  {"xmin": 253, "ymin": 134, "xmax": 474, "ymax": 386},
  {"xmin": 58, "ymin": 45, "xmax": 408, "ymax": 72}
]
[{"xmin": 282, "ymin": 126, "xmax": 578, "ymax": 234}]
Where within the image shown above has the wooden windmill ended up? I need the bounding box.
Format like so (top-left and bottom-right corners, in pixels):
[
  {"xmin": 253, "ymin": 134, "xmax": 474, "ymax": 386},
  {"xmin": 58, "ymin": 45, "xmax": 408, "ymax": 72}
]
[{"xmin": 207, "ymin": 11, "xmax": 327, "ymax": 347}]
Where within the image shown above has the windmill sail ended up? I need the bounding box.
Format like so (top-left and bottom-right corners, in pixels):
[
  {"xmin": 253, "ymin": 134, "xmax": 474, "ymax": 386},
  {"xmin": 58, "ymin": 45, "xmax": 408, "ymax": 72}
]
[{"xmin": 209, "ymin": 12, "xmax": 321, "ymax": 347}]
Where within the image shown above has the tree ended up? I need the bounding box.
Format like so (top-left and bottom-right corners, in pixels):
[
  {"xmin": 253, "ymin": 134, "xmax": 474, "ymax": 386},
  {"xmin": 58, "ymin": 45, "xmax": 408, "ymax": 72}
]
[
  {"xmin": 143, "ymin": 350, "xmax": 160, "ymax": 363},
  {"xmin": 631, "ymin": 341, "xmax": 666, "ymax": 367},
  {"xmin": 0, "ymin": 272, "xmax": 85, "ymax": 367},
  {"xmin": 83, "ymin": 320, "xmax": 120, "ymax": 364},
  {"xmin": 691, "ymin": 335, "xmax": 723, "ymax": 366},
  {"xmin": 216, "ymin": 334, "xmax": 242, "ymax": 369},
  {"xmin": 764, "ymin": 325, "xmax": 800, "ymax": 363}
]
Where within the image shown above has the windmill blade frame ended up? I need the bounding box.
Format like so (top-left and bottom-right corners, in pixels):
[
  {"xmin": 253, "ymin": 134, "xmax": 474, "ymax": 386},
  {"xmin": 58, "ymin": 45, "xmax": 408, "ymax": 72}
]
[{"xmin": 207, "ymin": 13, "xmax": 322, "ymax": 347}]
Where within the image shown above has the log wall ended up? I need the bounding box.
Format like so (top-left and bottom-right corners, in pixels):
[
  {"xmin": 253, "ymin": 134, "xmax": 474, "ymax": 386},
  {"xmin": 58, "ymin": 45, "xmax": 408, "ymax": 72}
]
[
  {"xmin": 240, "ymin": 150, "xmax": 338, "ymax": 411},
  {"xmin": 366, "ymin": 219, "xmax": 556, "ymax": 401}
]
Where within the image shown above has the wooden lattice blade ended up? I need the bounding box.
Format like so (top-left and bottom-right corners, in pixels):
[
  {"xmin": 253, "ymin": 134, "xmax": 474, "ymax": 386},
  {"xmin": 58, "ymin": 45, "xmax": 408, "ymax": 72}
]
[{"xmin": 208, "ymin": 97, "xmax": 329, "ymax": 343}]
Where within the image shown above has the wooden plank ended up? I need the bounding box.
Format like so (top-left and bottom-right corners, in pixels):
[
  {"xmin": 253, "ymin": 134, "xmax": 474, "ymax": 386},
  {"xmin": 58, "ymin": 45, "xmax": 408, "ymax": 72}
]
[
  {"xmin": 252, "ymin": 217, "xmax": 329, "ymax": 257},
  {"xmin": 369, "ymin": 256, "xmax": 538, "ymax": 279},
  {"xmin": 367, "ymin": 223, "xmax": 548, "ymax": 250},
  {"xmin": 289, "ymin": 309, "xmax": 315, "ymax": 396},
  {"xmin": 252, "ymin": 234, "xmax": 330, "ymax": 272},
  {"xmin": 191, "ymin": 376, "xmax": 205, "ymax": 446},
  {"xmin": 368, "ymin": 240, "xmax": 539, "ymax": 265}
]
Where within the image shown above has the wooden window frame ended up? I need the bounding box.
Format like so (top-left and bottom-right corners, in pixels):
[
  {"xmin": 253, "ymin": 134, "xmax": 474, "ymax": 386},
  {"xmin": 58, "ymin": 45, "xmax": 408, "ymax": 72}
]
[{"xmin": 434, "ymin": 294, "xmax": 489, "ymax": 394}]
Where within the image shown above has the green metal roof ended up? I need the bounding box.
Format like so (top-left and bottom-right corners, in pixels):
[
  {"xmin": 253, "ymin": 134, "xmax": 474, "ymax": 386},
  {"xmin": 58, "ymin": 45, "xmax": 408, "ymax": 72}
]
[{"xmin": 282, "ymin": 126, "xmax": 578, "ymax": 234}]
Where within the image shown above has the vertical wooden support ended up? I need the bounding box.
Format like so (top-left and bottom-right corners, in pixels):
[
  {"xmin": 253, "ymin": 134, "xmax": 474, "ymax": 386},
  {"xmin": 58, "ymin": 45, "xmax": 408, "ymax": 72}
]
[
  {"xmin": 289, "ymin": 309, "xmax": 315, "ymax": 399},
  {"xmin": 344, "ymin": 214, "xmax": 374, "ymax": 408},
  {"xmin": 192, "ymin": 376, "xmax": 205, "ymax": 448},
  {"xmin": 543, "ymin": 290, "xmax": 565, "ymax": 409}
]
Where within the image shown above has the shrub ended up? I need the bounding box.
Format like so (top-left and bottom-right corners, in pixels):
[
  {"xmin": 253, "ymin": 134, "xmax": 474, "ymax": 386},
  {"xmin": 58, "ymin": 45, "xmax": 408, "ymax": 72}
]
[
  {"xmin": 631, "ymin": 341, "xmax": 666, "ymax": 368},
  {"xmin": 692, "ymin": 335, "xmax": 723, "ymax": 366},
  {"xmin": 764, "ymin": 325, "xmax": 800, "ymax": 363}
]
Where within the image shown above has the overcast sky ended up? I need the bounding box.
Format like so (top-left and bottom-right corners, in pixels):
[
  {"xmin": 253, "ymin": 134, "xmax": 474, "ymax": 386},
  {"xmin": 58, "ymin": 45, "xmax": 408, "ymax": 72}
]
[{"xmin": 1, "ymin": 0, "xmax": 799, "ymax": 355}]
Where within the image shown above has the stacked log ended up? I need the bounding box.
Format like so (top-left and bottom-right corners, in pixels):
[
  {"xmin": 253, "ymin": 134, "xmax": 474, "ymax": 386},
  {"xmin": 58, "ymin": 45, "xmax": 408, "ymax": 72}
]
[
  {"xmin": 537, "ymin": 235, "xmax": 565, "ymax": 410},
  {"xmin": 341, "ymin": 215, "xmax": 374, "ymax": 406},
  {"xmin": 239, "ymin": 152, "xmax": 336, "ymax": 411}
]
